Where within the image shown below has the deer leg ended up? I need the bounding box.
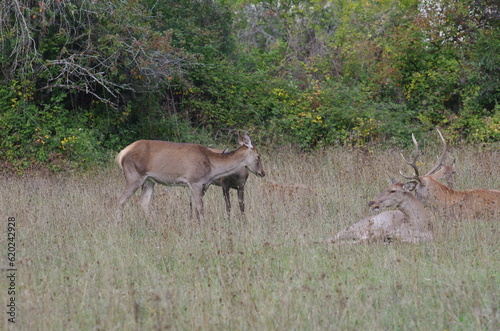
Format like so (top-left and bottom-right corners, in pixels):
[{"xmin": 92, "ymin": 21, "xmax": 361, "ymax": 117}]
[
  {"xmin": 189, "ymin": 196, "xmax": 193, "ymax": 220},
  {"xmin": 237, "ymin": 186, "xmax": 246, "ymax": 219},
  {"xmin": 190, "ymin": 184, "xmax": 205, "ymax": 223},
  {"xmin": 118, "ymin": 173, "xmax": 146, "ymax": 222},
  {"xmin": 140, "ymin": 180, "xmax": 155, "ymax": 218},
  {"xmin": 222, "ymin": 185, "xmax": 231, "ymax": 219},
  {"xmin": 327, "ymin": 229, "xmax": 359, "ymax": 243},
  {"xmin": 327, "ymin": 218, "xmax": 373, "ymax": 243}
]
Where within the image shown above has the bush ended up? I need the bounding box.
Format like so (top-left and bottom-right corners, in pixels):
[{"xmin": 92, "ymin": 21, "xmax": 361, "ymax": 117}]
[{"xmin": 0, "ymin": 82, "xmax": 106, "ymax": 173}]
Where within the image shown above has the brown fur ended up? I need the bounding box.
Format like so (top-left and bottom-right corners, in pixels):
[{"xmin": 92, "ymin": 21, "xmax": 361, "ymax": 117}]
[
  {"xmin": 327, "ymin": 165, "xmax": 453, "ymax": 245},
  {"xmin": 401, "ymin": 129, "xmax": 498, "ymax": 220},
  {"xmin": 207, "ymin": 148, "xmax": 250, "ymax": 219},
  {"xmin": 406, "ymin": 176, "xmax": 500, "ymax": 220},
  {"xmin": 431, "ymin": 161, "xmax": 456, "ymax": 189},
  {"xmin": 116, "ymin": 133, "xmax": 265, "ymax": 222},
  {"xmin": 259, "ymin": 181, "xmax": 318, "ymax": 217},
  {"xmin": 327, "ymin": 182, "xmax": 433, "ymax": 244}
]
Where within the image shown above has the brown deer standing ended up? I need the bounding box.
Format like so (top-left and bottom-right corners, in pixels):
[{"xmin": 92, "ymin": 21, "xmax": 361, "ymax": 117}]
[
  {"xmin": 116, "ymin": 133, "xmax": 265, "ymax": 222},
  {"xmin": 327, "ymin": 180, "xmax": 433, "ymax": 244},
  {"xmin": 401, "ymin": 130, "xmax": 500, "ymax": 220}
]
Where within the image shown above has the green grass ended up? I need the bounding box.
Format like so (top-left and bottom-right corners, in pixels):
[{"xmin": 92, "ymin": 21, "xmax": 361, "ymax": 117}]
[{"xmin": 1, "ymin": 146, "xmax": 498, "ymax": 330}]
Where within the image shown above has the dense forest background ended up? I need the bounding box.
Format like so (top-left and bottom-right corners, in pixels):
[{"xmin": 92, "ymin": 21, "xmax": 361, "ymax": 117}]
[{"xmin": 1, "ymin": 0, "xmax": 499, "ymax": 172}]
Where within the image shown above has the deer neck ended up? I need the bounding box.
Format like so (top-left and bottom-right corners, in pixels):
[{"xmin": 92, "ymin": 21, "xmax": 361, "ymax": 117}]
[
  {"xmin": 209, "ymin": 146, "xmax": 249, "ymax": 179},
  {"xmin": 398, "ymin": 193, "xmax": 428, "ymax": 224},
  {"xmin": 420, "ymin": 176, "xmax": 461, "ymax": 204}
]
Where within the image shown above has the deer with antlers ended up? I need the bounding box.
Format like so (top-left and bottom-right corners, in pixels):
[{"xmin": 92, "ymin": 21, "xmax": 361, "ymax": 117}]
[
  {"xmin": 325, "ymin": 161, "xmax": 456, "ymax": 244},
  {"xmin": 327, "ymin": 179, "xmax": 433, "ymax": 244},
  {"xmin": 400, "ymin": 129, "xmax": 500, "ymax": 220}
]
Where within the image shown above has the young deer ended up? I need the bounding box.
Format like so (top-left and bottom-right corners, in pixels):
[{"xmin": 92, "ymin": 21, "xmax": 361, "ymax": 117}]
[{"xmin": 207, "ymin": 147, "xmax": 250, "ymax": 219}]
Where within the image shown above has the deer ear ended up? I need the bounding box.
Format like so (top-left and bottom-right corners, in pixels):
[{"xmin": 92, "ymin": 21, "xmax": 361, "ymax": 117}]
[
  {"xmin": 403, "ymin": 181, "xmax": 418, "ymax": 192},
  {"xmin": 238, "ymin": 132, "xmax": 253, "ymax": 149},
  {"xmin": 431, "ymin": 166, "xmax": 445, "ymax": 180},
  {"xmin": 391, "ymin": 178, "xmax": 398, "ymax": 184}
]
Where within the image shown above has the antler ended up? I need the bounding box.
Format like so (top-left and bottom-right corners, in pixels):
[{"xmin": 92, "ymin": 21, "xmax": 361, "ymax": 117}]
[
  {"xmin": 424, "ymin": 128, "xmax": 447, "ymax": 176},
  {"xmin": 399, "ymin": 133, "xmax": 421, "ymax": 181},
  {"xmin": 399, "ymin": 129, "xmax": 448, "ymax": 182}
]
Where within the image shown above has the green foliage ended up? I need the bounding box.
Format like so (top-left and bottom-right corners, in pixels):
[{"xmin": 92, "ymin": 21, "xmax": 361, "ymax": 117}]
[
  {"xmin": 471, "ymin": 28, "xmax": 500, "ymax": 111},
  {"xmin": 144, "ymin": 0, "xmax": 235, "ymax": 57},
  {"xmin": 449, "ymin": 105, "xmax": 500, "ymax": 143},
  {"xmin": 268, "ymin": 78, "xmax": 385, "ymax": 149},
  {"xmin": 125, "ymin": 98, "xmax": 215, "ymax": 147},
  {"xmin": 180, "ymin": 60, "xmax": 276, "ymax": 131},
  {"xmin": 0, "ymin": 82, "xmax": 105, "ymax": 173},
  {"xmin": 1, "ymin": 0, "xmax": 500, "ymax": 172}
]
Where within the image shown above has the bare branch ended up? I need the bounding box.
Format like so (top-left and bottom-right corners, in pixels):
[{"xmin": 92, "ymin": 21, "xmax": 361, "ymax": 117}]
[{"xmin": 1, "ymin": 0, "xmax": 192, "ymax": 108}]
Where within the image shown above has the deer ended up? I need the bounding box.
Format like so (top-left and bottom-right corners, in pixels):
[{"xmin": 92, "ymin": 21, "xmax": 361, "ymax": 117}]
[
  {"xmin": 327, "ymin": 179, "xmax": 433, "ymax": 244},
  {"xmin": 326, "ymin": 137, "xmax": 457, "ymax": 244},
  {"xmin": 116, "ymin": 132, "xmax": 265, "ymax": 223},
  {"xmin": 430, "ymin": 158, "xmax": 456, "ymax": 189},
  {"xmin": 400, "ymin": 129, "xmax": 500, "ymax": 220},
  {"xmin": 207, "ymin": 147, "xmax": 250, "ymax": 219}
]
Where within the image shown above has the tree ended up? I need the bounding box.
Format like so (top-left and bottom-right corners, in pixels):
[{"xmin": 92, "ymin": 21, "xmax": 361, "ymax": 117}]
[
  {"xmin": 0, "ymin": 0, "xmax": 188, "ymax": 107},
  {"xmin": 0, "ymin": 0, "xmax": 193, "ymax": 172}
]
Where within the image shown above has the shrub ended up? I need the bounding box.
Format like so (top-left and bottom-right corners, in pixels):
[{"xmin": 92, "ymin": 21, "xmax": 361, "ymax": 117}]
[{"xmin": 0, "ymin": 82, "xmax": 106, "ymax": 173}]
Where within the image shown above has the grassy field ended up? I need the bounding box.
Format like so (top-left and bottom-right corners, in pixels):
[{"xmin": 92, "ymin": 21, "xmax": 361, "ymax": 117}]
[{"xmin": 1, "ymin": 144, "xmax": 499, "ymax": 330}]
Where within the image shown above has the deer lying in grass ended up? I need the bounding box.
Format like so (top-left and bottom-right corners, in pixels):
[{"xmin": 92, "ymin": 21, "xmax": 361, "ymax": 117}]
[
  {"xmin": 207, "ymin": 148, "xmax": 250, "ymax": 219},
  {"xmin": 116, "ymin": 132, "xmax": 265, "ymax": 222},
  {"xmin": 327, "ymin": 179, "xmax": 433, "ymax": 244},
  {"xmin": 326, "ymin": 155, "xmax": 455, "ymax": 244},
  {"xmin": 430, "ymin": 158, "xmax": 456, "ymax": 189},
  {"xmin": 401, "ymin": 130, "xmax": 500, "ymax": 220}
]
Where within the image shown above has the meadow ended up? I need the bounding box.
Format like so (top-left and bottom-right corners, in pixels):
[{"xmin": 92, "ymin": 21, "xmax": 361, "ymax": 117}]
[{"xmin": 1, "ymin": 143, "xmax": 499, "ymax": 330}]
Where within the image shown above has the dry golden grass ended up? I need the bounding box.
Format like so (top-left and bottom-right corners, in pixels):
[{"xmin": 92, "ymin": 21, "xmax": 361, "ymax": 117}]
[{"xmin": 1, "ymin": 145, "xmax": 499, "ymax": 330}]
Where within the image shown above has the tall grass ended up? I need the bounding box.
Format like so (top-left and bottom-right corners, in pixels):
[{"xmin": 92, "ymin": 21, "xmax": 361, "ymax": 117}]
[{"xmin": 1, "ymin": 145, "xmax": 498, "ymax": 330}]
